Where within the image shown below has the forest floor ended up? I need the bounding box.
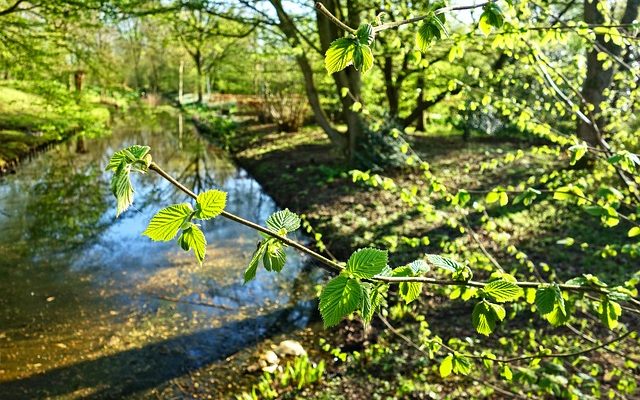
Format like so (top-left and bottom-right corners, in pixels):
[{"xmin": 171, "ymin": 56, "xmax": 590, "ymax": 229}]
[
  {"xmin": 182, "ymin": 112, "xmax": 640, "ymax": 399},
  {"xmin": 0, "ymin": 82, "xmax": 114, "ymax": 174}
]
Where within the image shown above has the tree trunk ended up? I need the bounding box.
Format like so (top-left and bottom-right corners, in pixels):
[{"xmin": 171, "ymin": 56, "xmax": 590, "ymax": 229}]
[
  {"xmin": 268, "ymin": 0, "xmax": 347, "ymax": 152},
  {"xmin": 195, "ymin": 49, "xmax": 203, "ymax": 104},
  {"xmin": 402, "ymin": 87, "xmax": 461, "ymax": 128},
  {"xmin": 415, "ymin": 75, "xmax": 426, "ymax": 131},
  {"xmin": 383, "ymin": 56, "xmax": 399, "ymax": 117},
  {"xmin": 578, "ymin": 0, "xmax": 639, "ymax": 145},
  {"xmin": 178, "ymin": 60, "xmax": 184, "ymax": 104},
  {"xmin": 316, "ymin": 0, "xmax": 367, "ymax": 160}
]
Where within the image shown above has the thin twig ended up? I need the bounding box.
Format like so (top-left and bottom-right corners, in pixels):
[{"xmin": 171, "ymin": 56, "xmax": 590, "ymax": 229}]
[
  {"xmin": 148, "ymin": 162, "xmax": 640, "ymax": 309},
  {"xmin": 314, "ymin": 2, "xmax": 356, "ymax": 34},
  {"xmin": 149, "ymin": 162, "xmax": 344, "ymax": 274}
]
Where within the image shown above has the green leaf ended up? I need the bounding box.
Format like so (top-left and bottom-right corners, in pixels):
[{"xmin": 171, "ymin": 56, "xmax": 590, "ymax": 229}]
[
  {"xmin": 452, "ymin": 354, "xmax": 472, "ymax": 375},
  {"xmin": 535, "ymin": 284, "xmax": 568, "ymax": 326},
  {"xmin": 178, "ymin": 223, "xmax": 207, "ymax": 264},
  {"xmin": 486, "ymin": 191, "xmax": 500, "ymax": 204},
  {"xmin": 360, "ymin": 283, "xmax": 384, "ymax": 325},
  {"xmin": 454, "ymin": 190, "xmax": 471, "ymax": 206},
  {"xmin": 499, "ymin": 192, "xmax": 509, "ymax": 206},
  {"xmin": 485, "ymin": 190, "xmax": 509, "ymax": 207},
  {"xmin": 407, "ymin": 260, "xmax": 430, "ymax": 274},
  {"xmin": 479, "ymin": 3, "xmax": 504, "ymax": 35},
  {"xmin": 143, "ymin": 203, "xmax": 193, "ymax": 241},
  {"xmin": 569, "ymin": 144, "xmax": 587, "ymax": 165},
  {"xmin": 244, "ymin": 244, "xmax": 266, "ymax": 283},
  {"xmin": 195, "ymin": 189, "xmax": 226, "ymax": 220},
  {"xmin": 535, "ymin": 285, "xmax": 561, "ymax": 314},
  {"xmin": 266, "ymin": 209, "xmax": 301, "ymax": 234},
  {"xmin": 356, "ymin": 23, "xmax": 375, "ymax": 45},
  {"xmin": 325, "ymin": 37, "xmax": 357, "ymax": 74},
  {"xmin": 353, "ymin": 44, "xmax": 374, "ymax": 73},
  {"xmin": 111, "ymin": 164, "xmax": 134, "ymax": 217},
  {"xmin": 483, "ymin": 279, "xmax": 522, "ymax": 302},
  {"xmin": 426, "ymin": 254, "xmax": 463, "ymax": 272},
  {"xmin": 319, "ymin": 275, "xmax": 363, "ymax": 328},
  {"xmin": 439, "ymin": 354, "xmax": 453, "ymax": 377},
  {"xmin": 263, "ymin": 240, "xmax": 287, "ymax": 272},
  {"xmin": 106, "ymin": 145, "xmax": 151, "ymax": 171},
  {"xmin": 392, "ymin": 264, "xmax": 424, "ymax": 304},
  {"xmin": 416, "ymin": 13, "xmax": 444, "ymax": 51},
  {"xmin": 346, "ymin": 248, "xmax": 388, "ymax": 279},
  {"xmin": 400, "ymin": 281, "xmax": 423, "ymax": 304},
  {"xmin": 628, "ymin": 227, "xmax": 640, "ymax": 237},
  {"xmin": 599, "ymin": 297, "xmax": 622, "ymax": 329},
  {"xmin": 472, "ymin": 300, "xmax": 505, "ymax": 336}
]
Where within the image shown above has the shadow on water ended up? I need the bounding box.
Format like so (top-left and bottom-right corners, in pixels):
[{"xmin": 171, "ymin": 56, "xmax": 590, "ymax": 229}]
[{"xmin": 0, "ymin": 305, "xmax": 315, "ymax": 400}]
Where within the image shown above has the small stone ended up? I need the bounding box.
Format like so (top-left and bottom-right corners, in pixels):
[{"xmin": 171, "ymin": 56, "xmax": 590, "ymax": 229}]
[
  {"xmin": 275, "ymin": 340, "xmax": 306, "ymax": 357},
  {"xmin": 262, "ymin": 364, "xmax": 278, "ymax": 373},
  {"xmin": 261, "ymin": 350, "xmax": 279, "ymax": 365}
]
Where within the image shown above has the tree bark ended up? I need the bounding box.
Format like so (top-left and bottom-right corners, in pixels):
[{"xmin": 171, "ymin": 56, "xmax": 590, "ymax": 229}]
[
  {"xmin": 268, "ymin": 0, "xmax": 347, "ymax": 152},
  {"xmin": 402, "ymin": 87, "xmax": 462, "ymax": 128},
  {"xmin": 578, "ymin": 0, "xmax": 639, "ymax": 145},
  {"xmin": 415, "ymin": 75, "xmax": 426, "ymax": 131},
  {"xmin": 316, "ymin": 0, "xmax": 366, "ymax": 160},
  {"xmin": 195, "ymin": 48, "xmax": 203, "ymax": 104},
  {"xmin": 383, "ymin": 56, "xmax": 399, "ymax": 117}
]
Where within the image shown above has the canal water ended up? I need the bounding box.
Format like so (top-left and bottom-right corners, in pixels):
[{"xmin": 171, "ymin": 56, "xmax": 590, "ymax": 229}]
[{"xmin": 0, "ymin": 108, "xmax": 321, "ymax": 398}]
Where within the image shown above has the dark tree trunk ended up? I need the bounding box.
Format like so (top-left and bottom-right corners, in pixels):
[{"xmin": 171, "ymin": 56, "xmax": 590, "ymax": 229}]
[
  {"xmin": 269, "ymin": 0, "xmax": 347, "ymax": 152},
  {"xmin": 415, "ymin": 75, "xmax": 426, "ymax": 131},
  {"xmin": 316, "ymin": 0, "xmax": 366, "ymax": 160},
  {"xmin": 383, "ymin": 56, "xmax": 399, "ymax": 117},
  {"xmin": 195, "ymin": 49, "xmax": 203, "ymax": 104},
  {"xmin": 578, "ymin": 0, "xmax": 639, "ymax": 145}
]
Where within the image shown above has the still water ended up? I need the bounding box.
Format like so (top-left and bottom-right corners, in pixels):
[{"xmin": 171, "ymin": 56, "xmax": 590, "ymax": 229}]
[{"xmin": 0, "ymin": 109, "xmax": 320, "ymax": 398}]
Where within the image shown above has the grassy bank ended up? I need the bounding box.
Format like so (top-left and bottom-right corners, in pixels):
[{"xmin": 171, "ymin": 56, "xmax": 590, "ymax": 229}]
[
  {"xmin": 178, "ymin": 107, "xmax": 640, "ymax": 399},
  {"xmin": 0, "ymin": 82, "xmax": 117, "ymax": 173}
]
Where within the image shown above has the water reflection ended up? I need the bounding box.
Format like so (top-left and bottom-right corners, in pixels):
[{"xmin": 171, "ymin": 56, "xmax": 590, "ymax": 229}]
[{"xmin": 0, "ymin": 108, "xmax": 321, "ymax": 397}]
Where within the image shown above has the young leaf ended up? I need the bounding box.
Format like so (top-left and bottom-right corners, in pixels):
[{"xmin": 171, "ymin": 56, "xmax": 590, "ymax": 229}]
[
  {"xmin": 178, "ymin": 223, "xmax": 207, "ymax": 264},
  {"xmin": 400, "ymin": 281, "xmax": 423, "ymax": 304},
  {"xmin": 482, "ymin": 279, "xmax": 523, "ymax": 302},
  {"xmin": 266, "ymin": 209, "xmax": 301, "ymax": 234},
  {"xmin": 111, "ymin": 164, "xmax": 134, "ymax": 216},
  {"xmin": 628, "ymin": 227, "xmax": 640, "ymax": 238},
  {"xmin": 535, "ymin": 284, "xmax": 568, "ymax": 326},
  {"xmin": 569, "ymin": 144, "xmax": 588, "ymax": 165},
  {"xmin": 453, "ymin": 354, "xmax": 472, "ymax": 375},
  {"xmin": 143, "ymin": 203, "xmax": 193, "ymax": 241},
  {"xmin": 416, "ymin": 13, "xmax": 443, "ymax": 51},
  {"xmin": 407, "ymin": 259, "xmax": 430, "ymax": 274},
  {"xmin": 263, "ymin": 241, "xmax": 287, "ymax": 272},
  {"xmin": 106, "ymin": 145, "xmax": 151, "ymax": 172},
  {"xmin": 360, "ymin": 283, "xmax": 385, "ymax": 325},
  {"xmin": 356, "ymin": 23, "xmax": 375, "ymax": 45},
  {"xmin": 535, "ymin": 284, "xmax": 563, "ymax": 315},
  {"xmin": 472, "ymin": 300, "xmax": 505, "ymax": 336},
  {"xmin": 319, "ymin": 275, "xmax": 363, "ymax": 327},
  {"xmin": 325, "ymin": 37, "xmax": 357, "ymax": 74},
  {"xmin": 426, "ymin": 254, "xmax": 463, "ymax": 272},
  {"xmin": 195, "ymin": 189, "xmax": 227, "ymax": 220},
  {"xmin": 439, "ymin": 354, "xmax": 454, "ymax": 377},
  {"xmin": 244, "ymin": 243, "xmax": 266, "ymax": 283},
  {"xmin": 353, "ymin": 44, "xmax": 374, "ymax": 73},
  {"xmin": 346, "ymin": 248, "xmax": 388, "ymax": 279},
  {"xmin": 599, "ymin": 297, "xmax": 622, "ymax": 329},
  {"xmin": 392, "ymin": 265, "xmax": 424, "ymax": 304},
  {"xmin": 479, "ymin": 3, "xmax": 504, "ymax": 35}
]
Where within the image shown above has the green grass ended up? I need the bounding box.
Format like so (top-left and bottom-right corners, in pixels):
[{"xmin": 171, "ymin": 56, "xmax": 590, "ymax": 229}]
[{"xmin": 0, "ymin": 82, "xmax": 112, "ymax": 169}]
